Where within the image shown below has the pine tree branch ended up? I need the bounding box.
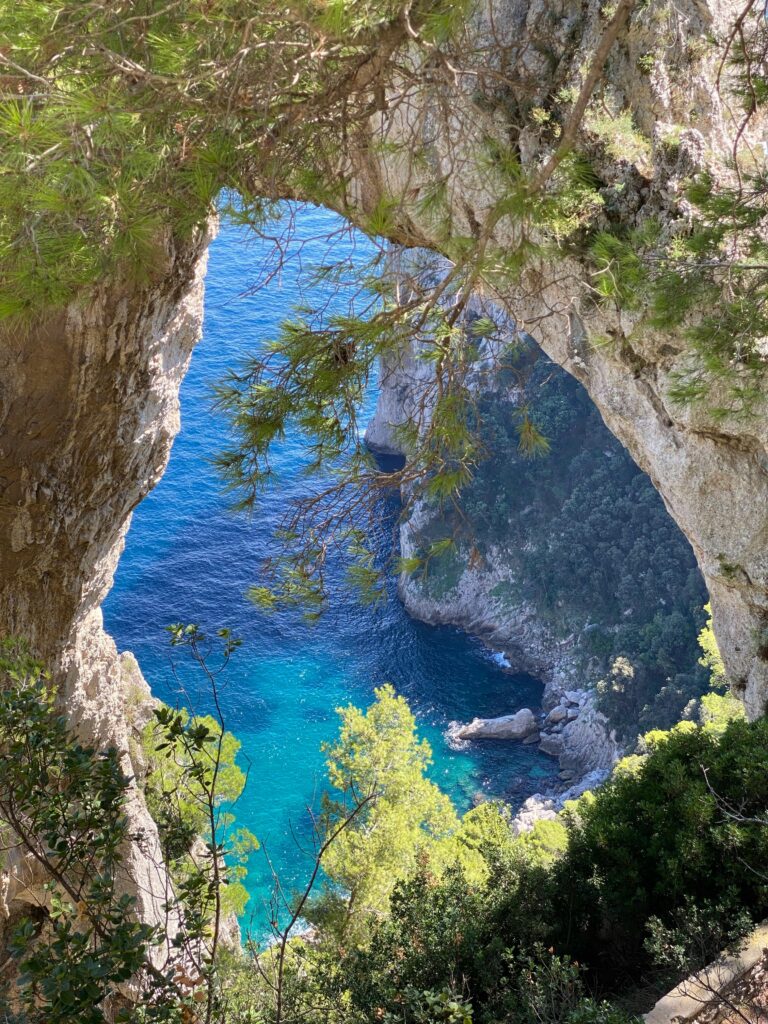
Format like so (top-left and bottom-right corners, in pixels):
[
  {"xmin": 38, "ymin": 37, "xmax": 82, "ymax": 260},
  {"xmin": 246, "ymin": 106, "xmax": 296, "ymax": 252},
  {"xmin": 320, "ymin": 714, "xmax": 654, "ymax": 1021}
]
[{"xmin": 533, "ymin": 0, "xmax": 635, "ymax": 189}]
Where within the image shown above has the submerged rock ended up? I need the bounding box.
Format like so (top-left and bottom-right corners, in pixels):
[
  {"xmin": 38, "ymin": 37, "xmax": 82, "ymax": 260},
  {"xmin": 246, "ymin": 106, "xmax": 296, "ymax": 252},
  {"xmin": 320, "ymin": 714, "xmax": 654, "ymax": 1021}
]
[{"xmin": 452, "ymin": 707, "xmax": 538, "ymax": 741}]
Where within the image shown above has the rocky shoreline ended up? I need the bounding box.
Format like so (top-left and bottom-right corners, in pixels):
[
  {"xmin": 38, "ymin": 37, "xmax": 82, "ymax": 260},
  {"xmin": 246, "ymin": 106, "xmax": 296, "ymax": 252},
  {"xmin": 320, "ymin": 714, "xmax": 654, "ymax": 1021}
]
[
  {"xmin": 448, "ymin": 685, "xmax": 620, "ymax": 784},
  {"xmin": 391, "ymin": 542, "xmax": 622, "ymax": 808},
  {"xmin": 444, "ymin": 662, "xmax": 621, "ymax": 831},
  {"xmin": 366, "ymin": 350, "xmax": 622, "ymax": 825},
  {"xmin": 366, "ymin": 323, "xmax": 630, "ymax": 827}
]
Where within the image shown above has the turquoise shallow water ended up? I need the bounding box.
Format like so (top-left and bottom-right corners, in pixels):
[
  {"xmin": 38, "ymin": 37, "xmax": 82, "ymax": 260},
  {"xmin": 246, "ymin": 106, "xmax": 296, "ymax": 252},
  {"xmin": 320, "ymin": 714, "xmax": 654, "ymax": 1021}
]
[{"xmin": 103, "ymin": 206, "xmax": 559, "ymax": 930}]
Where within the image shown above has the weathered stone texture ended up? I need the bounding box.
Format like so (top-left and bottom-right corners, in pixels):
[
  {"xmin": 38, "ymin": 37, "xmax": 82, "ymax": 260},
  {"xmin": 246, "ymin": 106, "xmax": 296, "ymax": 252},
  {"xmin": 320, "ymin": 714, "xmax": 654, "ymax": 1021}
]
[
  {"xmin": 354, "ymin": 0, "xmax": 768, "ymax": 716},
  {"xmin": 0, "ymin": 227, "xmax": 210, "ymax": 930}
]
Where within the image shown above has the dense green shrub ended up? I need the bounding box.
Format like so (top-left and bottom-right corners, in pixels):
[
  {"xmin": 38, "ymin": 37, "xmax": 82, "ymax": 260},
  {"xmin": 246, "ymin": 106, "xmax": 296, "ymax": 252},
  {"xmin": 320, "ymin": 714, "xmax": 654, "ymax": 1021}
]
[
  {"xmin": 335, "ymin": 864, "xmax": 557, "ymax": 1024},
  {"xmin": 553, "ymin": 718, "xmax": 768, "ymax": 980},
  {"xmin": 0, "ymin": 632, "xmax": 256, "ymax": 1022},
  {"xmin": 0, "ymin": 640, "xmax": 163, "ymax": 1022},
  {"xmin": 320, "ymin": 714, "xmax": 768, "ymax": 1021}
]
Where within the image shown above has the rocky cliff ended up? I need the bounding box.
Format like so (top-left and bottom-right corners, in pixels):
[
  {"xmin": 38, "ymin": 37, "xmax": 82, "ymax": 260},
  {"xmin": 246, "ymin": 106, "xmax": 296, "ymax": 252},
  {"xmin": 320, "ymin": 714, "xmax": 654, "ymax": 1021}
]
[
  {"xmin": 340, "ymin": 0, "xmax": 768, "ymax": 718},
  {"xmin": 0, "ymin": 226, "xmax": 210, "ymax": 932},
  {"xmin": 367, "ymin": 330, "xmax": 710, "ymax": 776}
]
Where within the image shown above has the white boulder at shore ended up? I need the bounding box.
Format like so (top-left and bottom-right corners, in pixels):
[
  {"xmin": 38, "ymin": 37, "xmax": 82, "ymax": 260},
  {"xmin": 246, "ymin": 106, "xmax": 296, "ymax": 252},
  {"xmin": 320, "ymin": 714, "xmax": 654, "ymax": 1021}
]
[{"xmin": 452, "ymin": 707, "xmax": 538, "ymax": 741}]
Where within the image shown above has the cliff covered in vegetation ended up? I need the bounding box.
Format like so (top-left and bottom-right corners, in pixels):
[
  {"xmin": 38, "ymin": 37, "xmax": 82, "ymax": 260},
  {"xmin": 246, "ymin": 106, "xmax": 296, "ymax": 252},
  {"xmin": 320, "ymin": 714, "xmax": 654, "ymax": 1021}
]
[
  {"xmin": 369, "ymin": 333, "xmax": 712, "ymax": 775},
  {"xmin": 336, "ymin": 0, "xmax": 768, "ymax": 718}
]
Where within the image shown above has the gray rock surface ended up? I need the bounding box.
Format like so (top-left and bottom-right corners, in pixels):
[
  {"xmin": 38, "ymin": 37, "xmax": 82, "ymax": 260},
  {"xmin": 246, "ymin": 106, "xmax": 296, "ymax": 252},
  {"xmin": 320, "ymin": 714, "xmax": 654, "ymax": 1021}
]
[
  {"xmin": 538, "ymin": 733, "xmax": 565, "ymax": 759},
  {"xmin": 0, "ymin": 223, "xmax": 212, "ymax": 938},
  {"xmin": 511, "ymin": 768, "xmax": 611, "ymax": 835},
  {"xmin": 545, "ymin": 705, "xmax": 569, "ymax": 726},
  {"xmin": 452, "ymin": 707, "xmax": 539, "ymax": 741},
  {"xmin": 557, "ymin": 697, "xmax": 621, "ymax": 775}
]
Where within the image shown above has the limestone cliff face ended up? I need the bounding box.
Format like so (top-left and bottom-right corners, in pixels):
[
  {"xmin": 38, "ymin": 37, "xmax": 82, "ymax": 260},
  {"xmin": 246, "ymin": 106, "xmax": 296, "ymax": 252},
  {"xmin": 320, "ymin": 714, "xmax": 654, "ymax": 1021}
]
[
  {"xmin": 344, "ymin": 0, "xmax": 768, "ymax": 717},
  {"xmin": 0, "ymin": 227, "xmax": 210, "ymax": 930}
]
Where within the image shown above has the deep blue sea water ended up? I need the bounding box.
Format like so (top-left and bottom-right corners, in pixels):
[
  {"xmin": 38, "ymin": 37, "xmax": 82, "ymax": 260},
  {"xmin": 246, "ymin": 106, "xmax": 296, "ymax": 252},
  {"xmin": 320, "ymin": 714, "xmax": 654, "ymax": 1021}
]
[{"xmin": 103, "ymin": 206, "xmax": 559, "ymax": 930}]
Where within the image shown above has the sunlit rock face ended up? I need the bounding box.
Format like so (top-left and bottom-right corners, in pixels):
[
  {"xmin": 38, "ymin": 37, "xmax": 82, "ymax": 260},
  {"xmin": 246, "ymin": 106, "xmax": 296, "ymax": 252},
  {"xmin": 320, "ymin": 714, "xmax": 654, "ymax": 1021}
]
[
  {"xmin": 345, "ymin": 0, "xmax": 768, "ymax": 717},
  {"xmin": 0, "ymin": 227, "xmax": 210, "ymax": 931}
]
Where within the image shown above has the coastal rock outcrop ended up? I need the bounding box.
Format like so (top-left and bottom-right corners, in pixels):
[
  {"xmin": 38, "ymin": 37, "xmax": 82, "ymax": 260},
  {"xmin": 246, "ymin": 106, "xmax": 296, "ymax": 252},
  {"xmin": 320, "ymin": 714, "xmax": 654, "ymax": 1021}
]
[
  {"xmin": 511, "ymin": 768, "xmax": 611, "ymax": 835},
  {"xmin": 538, "ymin": 690, "xmax": 620, "ymax": 779},
  {"xmin": 368, "ymin": 349, "xmax": 640, "ymax": 780},
  {"xmin": 452, "ymin": 707, "xmax": 539, "ymax": 741}
]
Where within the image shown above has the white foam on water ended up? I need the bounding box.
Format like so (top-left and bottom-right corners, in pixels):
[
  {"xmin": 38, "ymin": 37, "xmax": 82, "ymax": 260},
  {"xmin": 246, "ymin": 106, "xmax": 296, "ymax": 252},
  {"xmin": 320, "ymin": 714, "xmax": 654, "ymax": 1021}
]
[
  {"xmin": 445, "ymin": 720, "xmax": 472, "ymax": 751},
  {"xmin": 488, "ymin": 650, "xmax": 511, "ymax": 669}
]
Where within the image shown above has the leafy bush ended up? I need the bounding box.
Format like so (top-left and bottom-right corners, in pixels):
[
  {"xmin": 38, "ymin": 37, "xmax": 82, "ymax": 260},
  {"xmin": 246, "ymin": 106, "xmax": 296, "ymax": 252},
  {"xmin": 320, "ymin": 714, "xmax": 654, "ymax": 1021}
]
[
  {"xmin": 0, "ymin": 639, "xmax": 162, "ymax": 1022},
  {"xmin": 318, "ymin": 707, "xmax": 768, "ymax": 1021},
  {"xmin": 551, "ymin": 719, "xmax": 768, "ymax": 980},
  {"xmin": 309, "ymin": 685, "xmax": 493, "ymax": 942},
  {"xmin": 142, "ymin": 704, "xmax": 257, "ymax": 918},
  {"xmin": 0, "ymin": 631, "xmax": 257, "ymax": 1022}
]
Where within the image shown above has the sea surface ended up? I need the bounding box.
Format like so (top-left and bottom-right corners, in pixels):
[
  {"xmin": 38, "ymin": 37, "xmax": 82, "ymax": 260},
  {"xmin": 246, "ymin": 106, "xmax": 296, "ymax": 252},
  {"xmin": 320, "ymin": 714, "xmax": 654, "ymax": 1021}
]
[{"xmin": 103, "ymin": 205, "xmax": 559, "ymax": 931}]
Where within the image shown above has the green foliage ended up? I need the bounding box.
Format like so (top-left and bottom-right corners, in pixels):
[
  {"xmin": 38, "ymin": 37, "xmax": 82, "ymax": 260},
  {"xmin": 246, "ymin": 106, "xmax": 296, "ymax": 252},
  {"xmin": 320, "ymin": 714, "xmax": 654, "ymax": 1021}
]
[
  {"xmin": 516, "ymin": 413, "xmax": 552, "ymax": 458},
  {"xmin": 0, "ymin": 639, "xmax": 164, "ymax": 1022},
  {"xmin": 334, "ymin": 864, "xmax": 542, "ymax": 1023},
  {"xmin": 657, "ymin": 178, "xmax": 768, "ymax": 416},
  {"xmin": 645, "ymin": 899, "xmax": 753, "ymax": 977},
  {"xmin": 691, "ymin": 605, "xmax": 744, "ymax": 741},
  {"xmin": 516, "ymin": 817, "xmax": 568, "ymax": 867},
  {"xmin": 421, "ymin": 542, "xmax": 464, "ymax": 599},
  {"xmin": 698, "ymin": 690, "xmax": 746, "ymax": 735},
  {"xmin": 144, "ymin": 708, "xmax": 247, "ymax": 857},
  {"xmin": 333, "ymin": 860, "xmax": 643, "ymax": 1024},
  {"xmin": 156, "ymin": 625, "xmax": 258, "ymax": 933},
  {"xmin": 586, "ymin": 110, "xmax": 652, "ymax": 165},
  {"xmin": 514, "ymin": 947, "xmax": 592, "ymax": 1024},
  {"xmin": 388, "ymin": 986, "xmax": 475, "ymax": 1024},
  {"xmin": 314, "ymin": 685, "xmax": 483, "ymax": 940},
  {"xmin": 0, "ymin": 655, "xmax": 762, "ymax": 1024},
  {"xmin": 0, "ymin": 632, "xmax": 266, "ymax": 1021},
  {"xmin": 323, "ymin": 712, "xmax": 768, "ymax": 1022},
  {"xmin": 0, "ymin": 0, "xmax": 463, "ymax": 322},
  {"xmin": 213, "ymin": 305, "xmax": 386, "ymax": 508},
  {"xmin": 143, "ymin": 704, "xmax": 257, "ymax": 919},
  {"xmin": 697, "ymin": 604, "xmax": 726, "ymax": 688},
  {"xmin": 589, "ymin": 220, "xmax": 660, "ymax": 308},
  {"xmin": 555, "ymin": 719, "xmax": 768, "ymax": 976}
]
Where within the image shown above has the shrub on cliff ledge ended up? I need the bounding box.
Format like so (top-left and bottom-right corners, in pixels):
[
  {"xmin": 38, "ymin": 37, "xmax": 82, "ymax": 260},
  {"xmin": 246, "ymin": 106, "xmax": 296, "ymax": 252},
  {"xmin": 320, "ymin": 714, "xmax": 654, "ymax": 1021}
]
[
  {"xmin": 0, "ymin": 633, "xmax": 255, "ymax": 1023},
  {"xmin": 0, "ymin": 639, "xmax": 163, "ymax": 1022}
]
